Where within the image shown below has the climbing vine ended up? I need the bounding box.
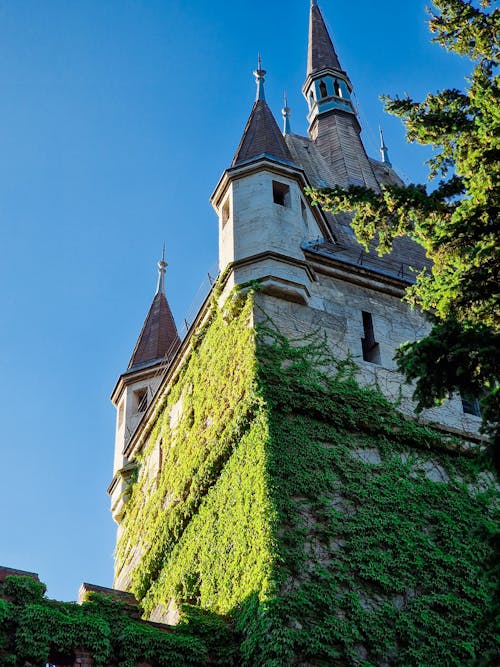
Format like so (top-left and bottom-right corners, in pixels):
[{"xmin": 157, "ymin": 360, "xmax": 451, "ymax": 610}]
[
  {"xmin": 0, "ymin": 575, "xmax": 234, "ymax": 666},
  {"xmin": 3, "ymin": 288, "xmax": 497, "ymax": 666},
  {"xmin": 114, "ymin": 288, "xmax": 498, "ymax": 665}
]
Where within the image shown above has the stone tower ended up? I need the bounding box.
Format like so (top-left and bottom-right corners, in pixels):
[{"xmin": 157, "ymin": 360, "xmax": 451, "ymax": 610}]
[
  {"xmin": 109, "ymin": 252, "xmax": 180, "ymax": 526},
  {"xmin": 108, "ymin": 2, "xmax": 498, "ymax": 664}
]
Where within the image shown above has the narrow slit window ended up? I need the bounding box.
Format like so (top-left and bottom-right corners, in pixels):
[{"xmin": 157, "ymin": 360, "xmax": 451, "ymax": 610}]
[
  {"xmin": 301, "ymin": 199, "xmax": 308, "ymax": 228},
  {"xmin": 319, "ymin": 80, "xmax": 328, "ymax": 98},
  {"xmin": 118, "ymin": 402, "xmax": 124, "ymax": 428},
  {"xmin": 361, "ymin": 311, "xmax": 381, "ymax": 364},
  {"xmin": 309, "ymin": 92, "xmax": 315, "ymax": 108},
  {"xmin": 334, "ymin": 79, "xmax": 342, "ymax": 97},
  {"xmin": 273, "ymin": 180, "xmax": 291, "ymax": 208}
]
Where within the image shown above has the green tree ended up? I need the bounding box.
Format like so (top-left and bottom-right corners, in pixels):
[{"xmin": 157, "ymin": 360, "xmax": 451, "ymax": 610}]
[{"xmin": 308, "ymin": 0, "xmax": 500, "ymax": 469}]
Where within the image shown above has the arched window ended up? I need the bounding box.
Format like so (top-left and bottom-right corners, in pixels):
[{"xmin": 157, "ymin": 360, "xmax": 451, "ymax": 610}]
[
  {"xmin": 334, "ymin": 79, "xmax": 342, "ymax": 97},
  {"xmin": 319, "ymin": 80, "xmax": 328, "ymax": 98}
]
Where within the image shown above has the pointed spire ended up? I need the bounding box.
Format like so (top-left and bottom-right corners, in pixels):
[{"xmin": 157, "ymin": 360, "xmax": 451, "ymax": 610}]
[
  {"xmin": 156, "ymin": 243, "xmax": 167, "ymax": 295},
  {"xmin": 253, "ymin": 53, "xmax": 266, "ymax": 102},
  {"xmin": 232, "ymin": 67, "xmax": 295, "ymax": 168},
  {"xmin": 379, "ymin": 127, "xmax": 392, "ymax": 167},
  {"xmin": 308, "ymin": 1, "xmax": 342, "ymax": 75},
  {"xmin": 282, "ymin": 91, "xmax": 291, "ymax": 135},
  {"xmin": 128, "ymin": 255, "xmax": 180, "ymax": 369}
]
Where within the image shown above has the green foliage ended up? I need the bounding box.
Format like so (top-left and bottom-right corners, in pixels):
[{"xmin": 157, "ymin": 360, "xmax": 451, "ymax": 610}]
[
  {"xmin": 115, "ymin": 295, "xmax": 266, "ymax": 609},
  {"xmin": 250, "ymin": 320, "xmax": 498, "ymax": 665},
  {"xmin": 0, "ymin": 578, "xmax": 215, "ymax": 666},
  {"xmin": 4, "ymin": 291, "xmax": 496, "ymax": 664},
  {"xmin": 307, "ymin": 0, "xmax": 500, "ymax": 460},
  {"xmin": 115, "ymin": 291, "xmax": 498, "ymax": 665},
  {"xmin": 1, "ymin": 576, "xmax": 46, "ymax": 606}
]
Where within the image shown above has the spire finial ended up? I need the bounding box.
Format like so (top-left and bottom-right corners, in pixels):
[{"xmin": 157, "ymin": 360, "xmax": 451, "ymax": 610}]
[
  {"xmin": 379, "ymin": 127, "xmax": 392, "ymax": 167},
  {"xmin": 311, "ymin": 0, "xmax": 318, "ymax": 6},
  {"xmin": 282, "ymin": 91, "xmax": 292, "ymax": 135},
  {"xmin": 156, "ymin": 245, "xmax": 167, "ymax": 295},
  {"xmin": 253, "ymin": 53, "xmax": 266, "ymax": 102}
]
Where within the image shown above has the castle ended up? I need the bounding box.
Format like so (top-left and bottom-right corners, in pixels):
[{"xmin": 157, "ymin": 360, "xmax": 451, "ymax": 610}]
[{"xmin": 1, "ymin": 2, "xmax": 497, "ymax": 665}]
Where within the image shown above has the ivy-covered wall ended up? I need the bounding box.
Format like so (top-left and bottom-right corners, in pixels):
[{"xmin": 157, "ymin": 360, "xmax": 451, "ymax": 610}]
[{"xmin": 115, "ymin": 290, "xmax": 499, "ymax": 666}]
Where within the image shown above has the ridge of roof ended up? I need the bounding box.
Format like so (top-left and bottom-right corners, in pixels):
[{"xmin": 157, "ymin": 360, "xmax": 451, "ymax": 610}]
[
  {"xmin": 307, "ymin": 2, "xmax": 342, "ymax": 75},
  {"xmin": 232, "ymin": 99, "xmax": 295, "ymax": 168}
]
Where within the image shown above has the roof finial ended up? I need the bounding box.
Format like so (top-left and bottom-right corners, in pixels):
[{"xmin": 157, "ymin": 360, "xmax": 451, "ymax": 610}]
[
  {"xmin": 379, "ymin": 127, "xmax": 392, "ymax": 167},
  {"xmin": 253, "ymin": 53, "xmax": 266, "ymax": 102},
  {"xmin": 311, "ymin": 0, "xmax": 318, "ymax": 6},
  {"xmin": 156, "ymin": 245, "xmax": 167, "ymax": 295},
  {"xmin": 282, "ymin": 91, "xmax": 292, "ymax": 135}
]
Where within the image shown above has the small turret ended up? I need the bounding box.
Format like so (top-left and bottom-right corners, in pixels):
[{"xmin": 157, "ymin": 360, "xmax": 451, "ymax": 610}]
[
  {"xmin": 109, "ymin": 252, "xmax": 180, "ymax": 524},
  {"xmin": 211, "ymin": 59, "xmax": 330, "ymax": 306}
]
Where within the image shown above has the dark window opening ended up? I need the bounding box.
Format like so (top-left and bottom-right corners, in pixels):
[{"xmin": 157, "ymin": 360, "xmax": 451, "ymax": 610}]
[
  {"xmin": 135, "ymin": 388, "xmax": 148, "ymax": 413},
  {"xmin": 334, "ymin": 79, "xmax": 342, "ymax": 97},
  {"xmin": 319, "ymin": 80, "xmax": 328, "ymax": 98},
  {"xmin": 361, "ymin": 311, "xmax": 381, "ymax": 364},
  {"xmin": 301, "ymin": 199, "xmax": 308, "ymax": 228},
  {"xmin": 273, "ymin": 180, "xmax": 291, "ymax": 207},
  {"xmin": 461, "ymin": 394, "xmax": 481, "ymax": 417},
  {"xmin": 309, "ymin": 92, "xmax": 315, "ymax": 108}
]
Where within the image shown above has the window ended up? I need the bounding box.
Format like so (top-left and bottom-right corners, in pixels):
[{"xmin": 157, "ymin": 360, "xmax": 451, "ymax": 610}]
[
  {"xmin": 319, "ymin": 80, "xmax": 328, "ymax": 98},
  {"xmin": 361, "ymin": 311, "xmax": 381, "ymax": 364},
  {"xmin": 301, "ymin": 199, "xmax": 308, "ymax": 228},
  {"xmin": 334, "ymin": 79, "xmax": 342, "ymax": 97},
  {"xmin": 221, "ymin": 197, "xmax": 230, "ymax": 226},
  {"xmin": 309, "ymin": 92, "xmax": 315, "ymax": 108},
  {"xmin": 273, "ymin": 180, "xmax": 291, "ymax": 207},
  {"xmin": 118, "ymin": 402, "xmax": 124, "ymax": 428},
  {"xmin": 461, "ymin": 394, "xmax": 481, "ymax": 417},
  {"xmin": 135, "ymin": 388, "xmax": 148, "ymax": 413}
]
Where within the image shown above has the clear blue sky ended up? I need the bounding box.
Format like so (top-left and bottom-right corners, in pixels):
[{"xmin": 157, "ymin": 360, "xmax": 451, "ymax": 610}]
[{"xmin": 0, "ymin": 1, "xmax": 471, "ymax": 602}]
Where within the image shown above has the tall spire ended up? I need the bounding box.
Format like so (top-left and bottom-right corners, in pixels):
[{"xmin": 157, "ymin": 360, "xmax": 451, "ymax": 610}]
[
  {"xmin": 232, "ymin": 64, "xmax": 295, "ymax": 168},
  {"xmin": 128, "ymin": 254, "xmax": 180, "ymax": 369},
  {"xmin": 254, "ymin": 54, "xmax": 266, "ymax": 102},
  {"xmin": 307, "ymin": 1, "xmax": 342, "ymax": 75},
  {"xmin": 379, "ymin": 127, "xmax": 392, "ymax": 167},
  {"xmin": 302, "ymin": 2, "xmax": 379, "ymax": 191},
  {"xmin": 282, "ymin": 92, "xmax": 291, "ymax": 135}
]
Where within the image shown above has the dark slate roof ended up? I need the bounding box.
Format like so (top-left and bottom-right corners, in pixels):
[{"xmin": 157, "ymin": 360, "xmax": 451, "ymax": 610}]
[
  {"xmin": 232, "ymin": 99, "xmax": 295, "ymax": 167},
  {"xmin": 308, "ymin": 3, "xmax": 342, "ymax": 75},
  {"xmin": 285, "ymin": 133, "xmax": 430, "ymax": 276},
  {"xmin": 128, "ymin": 291, "xmax": 180, "ymax": 370}
]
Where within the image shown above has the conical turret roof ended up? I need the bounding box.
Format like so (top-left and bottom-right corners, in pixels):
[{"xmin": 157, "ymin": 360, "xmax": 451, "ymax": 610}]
[
  {"xmin": 307, "ymin": 1, "xmax": 342, "ymax": 74},
  {"xmin": 232, "ymin": 98, "xmax": 295, "ymax": 167},
  {"xmin": 128, "ymin": 257, "xmax": 180, "ymax": 370}
]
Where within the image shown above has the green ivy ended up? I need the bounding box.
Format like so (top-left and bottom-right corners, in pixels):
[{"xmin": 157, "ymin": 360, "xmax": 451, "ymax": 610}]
[
  {"xmin": 114, "ymin": 289, "xmax": 498, "ymax": 665},
  {"xmin": 0, "ymin": 577, "xmax": 230, "ymax": 666},
  {"xmin": 4, "ymin": 288, "xmax": 497, "ymax": 666}
]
